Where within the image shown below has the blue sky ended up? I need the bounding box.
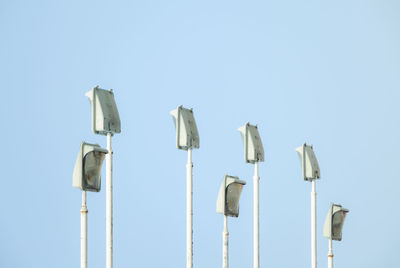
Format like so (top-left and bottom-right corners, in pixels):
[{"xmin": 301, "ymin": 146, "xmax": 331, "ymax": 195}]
[{"xmin": 1, "ymin": 1, "xmax": 400, "ymax": 267}]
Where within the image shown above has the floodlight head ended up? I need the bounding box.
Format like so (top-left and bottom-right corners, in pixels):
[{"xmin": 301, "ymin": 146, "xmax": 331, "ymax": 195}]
[
  {"xmin": 170, "ymin": 105, "xmax": 200, "ymax": 150},
  {"xmin": 323, "ymin": 203, "xmax": 349, "ymax": 241},
  {"xmin": 238, "ymin": 122, "xmax": 264, "ymax": 163},
  {"xmin": 73, "ymin": 141, "xmax": 108, "ymax": 192},
  {"xmin": 86, "ymin": 86, "xmax": 121, "ymax": 135},
  {"xmin": 216, "ymin": 175, "xmax": 246, "ymax": 217},
  {"xmin": 295, "ymin": 143, "xmax": 320, "ymax": 181}
]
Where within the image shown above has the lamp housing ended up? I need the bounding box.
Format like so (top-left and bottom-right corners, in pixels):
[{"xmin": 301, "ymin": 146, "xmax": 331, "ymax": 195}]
[
  {"xmin": 295, "ymin": 143, "xmax": 320, "ymax": 181},
  {"xmin": 216, "ymin": 175, "xmax": 246, "ymax": 217},
  {"xmin": 323, "ymin": 203, "xmax": 349, "ymax": 241},
  {"xmin": 86, "ymin": 86, "xmax": 121, "ymax": 135},
  {"xmin": 170, "ymin": 105, "xmax": 200, "ymax": 150},
  {"xmin": 73, "ymin": 141, "xmax": 108, "ymax": 192},
  {"xmin": 238, "ymin": 122, "xmax": 264, "ymax": 163}
]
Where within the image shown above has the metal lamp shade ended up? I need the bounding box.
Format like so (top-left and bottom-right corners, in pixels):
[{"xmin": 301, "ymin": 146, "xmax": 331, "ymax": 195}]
[
  {"xmin": 73, "ymin": 142, "xmax": 108, "ymax": 192},
  {"xmin": 296, "ymin": 143, "xmax": 320, "ymax": 181},
  {"xmin": 216, "ymin": 175, "xmax": 246, "ymax": 217},
  {"xmin": 170, "ymin": 105, "xmax": 200, "ymax": 150}
]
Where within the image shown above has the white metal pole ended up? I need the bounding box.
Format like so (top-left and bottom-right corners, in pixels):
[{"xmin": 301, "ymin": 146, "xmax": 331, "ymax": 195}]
[
  {"xmin": 223, "ymin": 215, "xmax": 229, "ymax": 268},
  {"xmin": 253, "ymin": 162, "xmax": 259, "ymax": 268},
  {"xmin": 81, "ymin": 191, "xmax": 88, "ymax": 268},
  {"xmin": 186, "ymin": 148, "xmax": 193, "ymax": 268},
  {"xmin": 311, "ymin": 179, "xmax": 317, "ymax": 268},
  {"xmin": 106, "ymin": 133, "xmax": 113, "ymax": 268},
  {"xmin": 328, "ymin": 239, "xmax": 333, "ymax": 268}
]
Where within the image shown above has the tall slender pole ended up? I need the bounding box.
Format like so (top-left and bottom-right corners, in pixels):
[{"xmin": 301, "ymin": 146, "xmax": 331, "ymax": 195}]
[
  {"xmin": 328, "ymin": 239, "xmax": 333, "ymax": 268},
  {"xmin": 186, "ymin": 148, "xmax": 193, "ymax": 268},
  {"xmin": 81, "ymin": 191, "xmax": 88, "ymax": 268},
  {"xmin": 223, "ymin": 215, "xmax": 229, "ymax": 268},
  {"xmin": 253, "ymin": 162, "xmax": 260, "ymax": 268},
  {"xmin": 311, "ymin": 179, "xmax": 317, "ymax": 268},
  {"xmin": 106, "ymin": 133, "xmax": 113, "ymax": 268}
]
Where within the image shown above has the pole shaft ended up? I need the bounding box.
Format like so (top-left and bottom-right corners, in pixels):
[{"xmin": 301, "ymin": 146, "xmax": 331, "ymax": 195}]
[
  {"xmin": 106, "ymin": 133, "xmax": 113, "ymax": 268},
  {"xmin": 311, "ymin": 180, "xmax": 317, "ymax": 268},
  {"xmin": 81, "ymin": 191, "xmax": 88, "ymax": 268},
  {"xmin": 223, "ymin": 215, "xmax": 229, "ymax": 268},
  {"xmin": 186, "ymin": 148, "xmax": 193, "ymax": 268},
  {"xmin": 328, "ymin": 239, "xmax": 333, "ymax": 268},
  {"xmin": 254, "ymin": 162, "xmax": 260, "ymax": 268}
]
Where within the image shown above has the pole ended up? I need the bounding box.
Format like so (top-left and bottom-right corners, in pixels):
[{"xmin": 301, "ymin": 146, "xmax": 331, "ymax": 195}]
[
  {"xmin": 253, "ymin": 162, "xmax": 259, "ymax": 268},
  {"xmin": 81, "ymin": 191, "xmax": 88, "ymax": 268},
  {"xmin": 328, "ymin": 239, "xmax": 333, "ymax": 268},
  {"xmin": 186, "ymin": 148, "xmax": 193, "ymax": 268},
  {"xmin": 223, "ymin": 215, "xmax": 229, "ymax": 268},
  {"xmin": 106, "ymin": 133, "xmax": 113, "ymax": 268},
  {"xmin": 311, "ymin": 179, "xmax": 317, "ymax": 268}
]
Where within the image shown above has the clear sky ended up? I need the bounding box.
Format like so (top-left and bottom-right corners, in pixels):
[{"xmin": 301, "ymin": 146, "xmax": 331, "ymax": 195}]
[{"xmin": 1, "ymin": 1, "xmax": 400, "ymax": 267}]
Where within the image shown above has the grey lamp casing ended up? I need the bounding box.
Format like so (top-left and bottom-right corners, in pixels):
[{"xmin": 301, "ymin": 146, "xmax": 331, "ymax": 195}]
[
  {"xmin": 170, "ymin": 105, "xmax": 200, "ymax": 150},
  {"xmin": 86, "ymin": 86, "xmax": 121, "ymax": 135},
  {"xmin": 323, "ymin": 203, "xmax": 349, "ymax": 241},
  {"xmin": 216, "ymin": 175, "xmax": 246, "ymax": 217},
  {"xmin": 238, "ymin": 122, "xmax": 264, "ymax": 163},
  {"xmin": 72, "ymin": 141, "xmax": 108, "ymax": 192},
  {"xmin": 295, "ymin": 143, "xmax": 320, "ymax": 181}
]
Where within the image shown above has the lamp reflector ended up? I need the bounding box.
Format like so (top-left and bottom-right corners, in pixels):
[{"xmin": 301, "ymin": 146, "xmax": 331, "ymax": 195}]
[{"xmin": 83, "ymin": 151, "xmax": 106, "ymax": 191}]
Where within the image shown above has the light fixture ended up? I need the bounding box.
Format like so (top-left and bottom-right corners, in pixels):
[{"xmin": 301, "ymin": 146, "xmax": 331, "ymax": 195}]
[
  {"xmin": 238, "ymin": 122, "xmax": 264, "ymax": 163},
  {"xmin": 73, "ymin": 141, "xmax": 108, "ymax": 192},
  {"xmin": 295, "ymin": 143, "xmax": 320, "ymax": 181},
  {"xmin": 85, "ymin": 86, "xmax": 121, "ymax": 135},
  {"xmin": 170, "ymin": 105, "xmax": 199, "ymax": 150},
  {"xmin": 216, "ymin": 175, "xmax": 246, "ymax": 268}
]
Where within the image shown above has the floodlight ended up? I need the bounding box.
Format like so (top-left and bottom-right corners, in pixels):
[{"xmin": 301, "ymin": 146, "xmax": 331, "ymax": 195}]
[
  {"xmin": 296, "ymin": 143, "xmax": 320, "ymax": 181},
  {"xmin": 73, "ymin": 141, "xmax": 108, "ymax": 192},
  {"xmin": 85, "ymin": 86, "xmax": 121, "ymax": 135},
  {"xmin": 238, "ymin": 122, "xmax": 264, "ymax": 163},
  {"xmin": 170, "ymin": 105, "xmax": 200, "ymax": 150},
  {"xmin": 323, "ymin": 203, "xmax": 349, "ymax": 241},
  {"xmin": 216, "ymin": 175, "xmax": 246, "ymax": 217}
]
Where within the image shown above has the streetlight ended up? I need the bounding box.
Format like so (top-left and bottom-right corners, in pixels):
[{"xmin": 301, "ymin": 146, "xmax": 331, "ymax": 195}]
[
  {"xmin": 216, "ymin": 175, "xmax": 246, "ymax": 268},
  {"xmin": 170, "ymin": 105, "xmax": 200, "ymax": 268},
  {"xmin": 86, "ymin": 86, "xmax": 121, "ymax": 268},
  {"xmin": 73, "ymin": 141, "xmax": 108, "ymax": 268},
  {"xmin": 296, "ymin": 143, "xmax": 320, "ymax": 268},
  {"xmin": 238, "ymin": 122, "xmax": 264, "ymax": 268},
  {"xmin": 323, "ymin": 203, "xmax": 349, "ymax": 268}
]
